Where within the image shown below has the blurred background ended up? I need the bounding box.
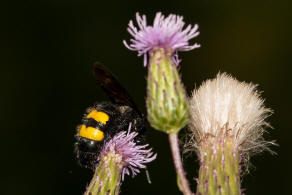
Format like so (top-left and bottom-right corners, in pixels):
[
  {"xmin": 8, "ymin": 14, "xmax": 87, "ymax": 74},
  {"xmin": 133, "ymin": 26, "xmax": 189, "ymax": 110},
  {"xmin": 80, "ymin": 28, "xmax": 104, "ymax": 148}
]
[{"xmin": 1, "ymin": 0, "xmax": 291, "ymax": 194}]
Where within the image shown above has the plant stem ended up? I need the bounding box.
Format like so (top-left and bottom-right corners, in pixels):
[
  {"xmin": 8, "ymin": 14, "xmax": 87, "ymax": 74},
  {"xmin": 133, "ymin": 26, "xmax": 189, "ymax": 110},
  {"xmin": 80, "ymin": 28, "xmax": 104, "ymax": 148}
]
[
  {"xmin": 85, "ymin": 152, "xmax": 123, "ymax": 195},
  {"xmin": 197, "ymin": 136, "xmax": 241, "ymax": 195},
  {"xmin": 169, "ymin": 133, "xmax": 193, "ymax": 195}
]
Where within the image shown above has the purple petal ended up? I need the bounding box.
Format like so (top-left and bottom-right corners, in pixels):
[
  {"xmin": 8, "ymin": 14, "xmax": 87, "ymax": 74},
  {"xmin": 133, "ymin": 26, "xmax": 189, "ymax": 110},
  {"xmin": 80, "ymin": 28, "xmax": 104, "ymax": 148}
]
[
  {"xmin": 101, "ymin": 123, "xmax": 157, "ymax": 180},
  {"xmin": 123, "ymin": 12, "xmax": 200, "ymax": 66}
]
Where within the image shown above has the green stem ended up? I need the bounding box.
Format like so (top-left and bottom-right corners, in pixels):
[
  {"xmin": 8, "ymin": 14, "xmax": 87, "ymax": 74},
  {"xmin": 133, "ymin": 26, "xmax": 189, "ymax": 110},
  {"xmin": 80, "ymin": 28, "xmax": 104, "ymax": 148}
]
[
  {"xmin": 85, "ymin": 151, "xmax": 123, "ymax": 195},
  {"xmin": 197, "ymin": 136, "xmax": 241, "ymax": 195},
  {"xmin": 169, "ymin": 133, "xmax": 193, "ymax": 195}
]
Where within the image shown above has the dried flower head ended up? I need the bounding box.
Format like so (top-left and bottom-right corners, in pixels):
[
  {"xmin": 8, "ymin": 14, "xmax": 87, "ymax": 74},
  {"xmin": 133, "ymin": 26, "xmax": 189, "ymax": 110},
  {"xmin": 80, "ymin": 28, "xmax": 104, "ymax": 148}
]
[
  {"xmin": 187, "ymin": 73, "xmax": 273, "ymax": 158},
  {"xmin": 101, "ymin": 124, "xmax": 157, "ymax": 180},
  {"xmin": 123, "ymin": 12, "xmax": 200, "ymax": 66}
]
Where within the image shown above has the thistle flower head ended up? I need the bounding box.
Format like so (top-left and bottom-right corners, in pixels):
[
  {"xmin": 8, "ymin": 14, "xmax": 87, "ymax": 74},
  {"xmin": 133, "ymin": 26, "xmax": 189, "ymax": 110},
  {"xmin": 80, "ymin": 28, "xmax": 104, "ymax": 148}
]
[
  {"xmin": 85, "ymin": 124, "xmax": 156, "ymax": 194},
  {"xmin": 123, "ymin": 12, "xmax": 200, "ymax": 66},
  {"xmin": 188, "ymin": 73, "xmax": 273, "ymax": 158},
  {"xmin": 101, "ymin": 124, "xmax": 157, "ymax": 180}
]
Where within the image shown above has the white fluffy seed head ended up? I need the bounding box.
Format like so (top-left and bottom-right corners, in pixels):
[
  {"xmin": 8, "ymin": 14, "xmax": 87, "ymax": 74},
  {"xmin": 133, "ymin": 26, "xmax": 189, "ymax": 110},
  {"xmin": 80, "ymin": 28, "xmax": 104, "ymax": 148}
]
[{"xmin": 188, "ymin": 73, "xmax": 273, "ymax": 157}]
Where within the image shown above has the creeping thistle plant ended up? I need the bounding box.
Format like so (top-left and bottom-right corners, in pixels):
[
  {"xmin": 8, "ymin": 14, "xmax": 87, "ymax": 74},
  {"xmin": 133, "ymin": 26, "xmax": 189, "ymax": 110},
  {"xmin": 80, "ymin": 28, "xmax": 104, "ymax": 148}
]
[
  {"xmin": 85, "ymin": 124, "xmax": 156, "ymax": 195},
  {"xmin": 187, "ymin": 73, "xmax": 274, "ymax": 195},
  {"xmin": 78, "ymin": 12, "xmax": 275, "ymax": 195},
  {"xmin": 124, "ymin": 12, "xmax": 200, "ymax": 195}
]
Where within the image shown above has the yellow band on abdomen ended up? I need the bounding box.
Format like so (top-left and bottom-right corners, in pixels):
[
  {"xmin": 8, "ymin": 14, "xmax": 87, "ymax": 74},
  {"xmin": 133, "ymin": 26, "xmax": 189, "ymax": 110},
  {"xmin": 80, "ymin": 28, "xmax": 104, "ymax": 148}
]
[
  {"xmin": 79, "ymin": 125, "xmax": 104, "ymax": 141},
  {"xmin": 87, "ymin": 110, "xmax": 109, "ymax": 125}
]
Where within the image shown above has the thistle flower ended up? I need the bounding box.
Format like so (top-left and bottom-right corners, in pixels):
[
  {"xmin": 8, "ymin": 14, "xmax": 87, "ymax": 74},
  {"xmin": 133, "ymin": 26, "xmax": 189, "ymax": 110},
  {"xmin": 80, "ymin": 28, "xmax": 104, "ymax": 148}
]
[
  {"xmin": 124, "ymin": 12, "xmax": 199, "ymax": 134},
  {"xmin": 101, "ymin": 130, "xmax": 157, "ymax": 180},
  {"xmin": 123, "ymin": 12, "xmax": 200, "ymax": 66},
  {"xmin": 124, "ymin": 12, "xmax": 199, "ymax": 195},
  {"xmin": 187, "ymin": 73, "xmax": 273, "ymax": 195},
  {"xmin": 85, "ymin": 124, "xmax": 157, "ymax": 195}
]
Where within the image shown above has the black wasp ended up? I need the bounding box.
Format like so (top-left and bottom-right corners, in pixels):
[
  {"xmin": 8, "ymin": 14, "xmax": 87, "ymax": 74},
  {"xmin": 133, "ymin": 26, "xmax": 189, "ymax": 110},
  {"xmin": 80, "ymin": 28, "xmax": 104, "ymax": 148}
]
[{"xmin": 75, "ymin": 63, "xmax": 146, "ymax": 169}]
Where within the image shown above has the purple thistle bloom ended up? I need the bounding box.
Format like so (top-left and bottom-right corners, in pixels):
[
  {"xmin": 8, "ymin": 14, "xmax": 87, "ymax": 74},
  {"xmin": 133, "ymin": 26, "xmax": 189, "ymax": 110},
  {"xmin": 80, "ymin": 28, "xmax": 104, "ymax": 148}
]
[
  {"xmin": 123, "ymin": 12, "xmax": 200, "ymax": 66},
  {"xmin": 101, "ymin": 123, "xmax": 157, "ymax": 180}
]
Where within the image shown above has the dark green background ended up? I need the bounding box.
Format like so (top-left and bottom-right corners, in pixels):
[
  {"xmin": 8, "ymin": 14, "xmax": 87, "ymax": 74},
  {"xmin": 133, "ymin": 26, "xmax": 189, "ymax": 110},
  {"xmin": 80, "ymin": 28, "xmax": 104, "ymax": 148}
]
[{"xmin": 1, "ymin": 0, "xmax": 290, "ymax": 194}]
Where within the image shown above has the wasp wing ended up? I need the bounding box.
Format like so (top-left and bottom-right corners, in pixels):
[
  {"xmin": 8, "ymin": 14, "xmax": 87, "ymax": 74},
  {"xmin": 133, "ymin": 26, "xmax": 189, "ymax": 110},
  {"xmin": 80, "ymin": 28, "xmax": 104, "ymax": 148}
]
[{"xmin": 93, "ymin": 62, "xmax": 138, "ymax": 110}]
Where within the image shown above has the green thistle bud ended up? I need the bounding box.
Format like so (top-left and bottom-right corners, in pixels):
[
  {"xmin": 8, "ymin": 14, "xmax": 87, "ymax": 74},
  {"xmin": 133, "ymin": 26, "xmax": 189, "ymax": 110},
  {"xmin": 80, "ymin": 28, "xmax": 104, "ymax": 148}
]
[
  {"xmin": 85, "ymin": 150, "xmax": 122, "ymax": 195},
  {"xmin": 146, "ymin": 48, "xmax": 189, "ymax": 134},
  {"xmin": 197, "ymin": 136, "xmax": 241, "ymax": 195}
]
